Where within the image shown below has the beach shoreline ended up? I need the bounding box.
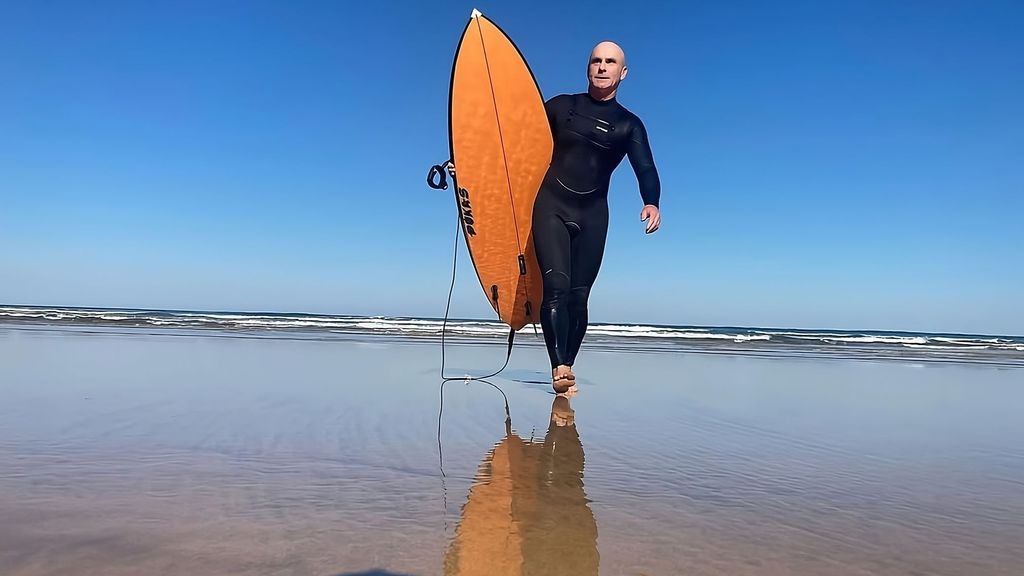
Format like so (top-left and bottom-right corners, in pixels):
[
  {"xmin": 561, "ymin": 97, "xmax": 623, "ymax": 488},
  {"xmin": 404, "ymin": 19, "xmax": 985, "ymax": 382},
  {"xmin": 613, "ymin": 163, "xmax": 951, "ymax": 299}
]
[
  {"xmin": 3, "ymin": 303, "xmax": 1023, "ymax": 369},
  {"xmin": 2, "ymin": 323, "xmax": 1022, "ymax": 575}
]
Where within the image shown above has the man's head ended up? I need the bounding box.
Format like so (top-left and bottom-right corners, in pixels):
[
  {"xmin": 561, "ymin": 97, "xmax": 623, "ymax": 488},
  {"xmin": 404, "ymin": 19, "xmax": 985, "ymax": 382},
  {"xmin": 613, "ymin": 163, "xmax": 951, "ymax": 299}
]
[{"xmin": 587, "ymin": 41, "xmax": 628, "ymax": 100}]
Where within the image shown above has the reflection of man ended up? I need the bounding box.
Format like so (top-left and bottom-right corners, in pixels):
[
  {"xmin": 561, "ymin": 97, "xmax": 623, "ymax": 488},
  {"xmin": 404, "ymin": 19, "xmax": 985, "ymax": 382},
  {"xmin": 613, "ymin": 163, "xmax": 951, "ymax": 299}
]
[{"xmin": 443, "ymin": 396, "xmax": 598, "ymax": 575}]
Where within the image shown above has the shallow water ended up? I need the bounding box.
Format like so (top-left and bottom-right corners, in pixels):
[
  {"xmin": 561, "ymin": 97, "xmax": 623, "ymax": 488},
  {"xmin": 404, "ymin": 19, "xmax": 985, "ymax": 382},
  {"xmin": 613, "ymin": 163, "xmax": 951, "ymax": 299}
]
[{"xmin": 2, "ymin": 326, "xmax": 1023, "ymax": 575}]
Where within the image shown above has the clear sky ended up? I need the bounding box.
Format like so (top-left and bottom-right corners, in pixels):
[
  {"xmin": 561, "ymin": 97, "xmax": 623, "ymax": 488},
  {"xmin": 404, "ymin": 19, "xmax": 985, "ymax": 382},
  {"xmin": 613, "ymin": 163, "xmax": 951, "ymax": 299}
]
[{"xmin": 2, "ymin": 0, "xmax": 1021, "ymax": 336}]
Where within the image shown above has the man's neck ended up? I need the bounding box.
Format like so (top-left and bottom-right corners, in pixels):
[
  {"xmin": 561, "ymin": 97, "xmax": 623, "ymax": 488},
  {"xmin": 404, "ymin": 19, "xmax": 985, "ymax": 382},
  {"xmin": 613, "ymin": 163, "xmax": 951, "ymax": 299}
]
[{"xmin": 587, "ymin": 86, "xmax": 617, "ymax": 101}]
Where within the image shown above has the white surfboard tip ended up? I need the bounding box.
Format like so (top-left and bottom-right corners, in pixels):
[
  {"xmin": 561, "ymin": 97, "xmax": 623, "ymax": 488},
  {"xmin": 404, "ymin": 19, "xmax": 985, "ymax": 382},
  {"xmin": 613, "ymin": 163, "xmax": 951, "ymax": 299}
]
[{"xmin": 471, "ymin": 8, "xmax": 482, "ymax": 18}]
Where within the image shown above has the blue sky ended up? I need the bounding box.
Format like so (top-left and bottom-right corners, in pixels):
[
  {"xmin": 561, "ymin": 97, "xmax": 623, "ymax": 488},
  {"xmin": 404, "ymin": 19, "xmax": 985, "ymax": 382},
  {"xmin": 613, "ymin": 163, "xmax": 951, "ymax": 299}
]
[{"xmin": 1, "ymin": 0, "xmax": 1021, "ymax": 335}]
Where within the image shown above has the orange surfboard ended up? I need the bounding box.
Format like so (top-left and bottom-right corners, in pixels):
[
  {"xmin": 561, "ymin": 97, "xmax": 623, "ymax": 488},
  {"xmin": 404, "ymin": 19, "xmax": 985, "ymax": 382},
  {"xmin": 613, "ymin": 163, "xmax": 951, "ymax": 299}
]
[{"xmin": 447, "ymin": 9, "xmax": 553, "ymax": 331}]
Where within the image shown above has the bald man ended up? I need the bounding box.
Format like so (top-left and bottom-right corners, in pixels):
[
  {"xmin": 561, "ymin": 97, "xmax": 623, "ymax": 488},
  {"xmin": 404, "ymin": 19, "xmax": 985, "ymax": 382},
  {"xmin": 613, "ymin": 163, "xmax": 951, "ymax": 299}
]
[
  {"xmin": 532, "ymin": 41, "xmax": 661, "ymax": 393},
  {"xmin": 447, "ymin": 41, "xmax": 661, "ymax": 393}
]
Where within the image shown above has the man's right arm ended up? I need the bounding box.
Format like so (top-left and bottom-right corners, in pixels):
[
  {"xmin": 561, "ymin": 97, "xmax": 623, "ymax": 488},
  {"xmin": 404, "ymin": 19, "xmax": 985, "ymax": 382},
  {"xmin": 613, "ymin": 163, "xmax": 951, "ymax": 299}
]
[{"xmin": 544, "ymin": 94, "xmax": 569, "ymax": 134}]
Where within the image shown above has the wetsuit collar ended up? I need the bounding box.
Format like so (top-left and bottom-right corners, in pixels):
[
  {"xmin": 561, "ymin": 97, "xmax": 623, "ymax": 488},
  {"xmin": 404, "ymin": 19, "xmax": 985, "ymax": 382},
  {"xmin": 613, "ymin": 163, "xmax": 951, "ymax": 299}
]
[{"xmin": 584, "ymin": 90, "xmax": 617, "ymax": 106}]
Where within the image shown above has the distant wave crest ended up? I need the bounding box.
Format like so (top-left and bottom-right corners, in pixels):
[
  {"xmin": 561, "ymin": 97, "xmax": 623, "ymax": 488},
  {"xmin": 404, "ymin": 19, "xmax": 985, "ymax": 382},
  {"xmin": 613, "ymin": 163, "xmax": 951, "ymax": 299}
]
[{"xmin": 2, "ymin": 306, "xmax": 1023, "ymax": 362}]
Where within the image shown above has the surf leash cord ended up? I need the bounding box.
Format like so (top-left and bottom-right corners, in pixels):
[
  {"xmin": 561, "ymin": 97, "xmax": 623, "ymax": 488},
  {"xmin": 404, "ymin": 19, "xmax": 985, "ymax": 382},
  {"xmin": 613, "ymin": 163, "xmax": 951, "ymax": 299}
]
[
  {"xmin": 430, "ymin": 161, "xmax": 515, "ymax": 531},
  {"xmin": 427, "ymin": 160, "xmax": 517, "ymax": 383}
]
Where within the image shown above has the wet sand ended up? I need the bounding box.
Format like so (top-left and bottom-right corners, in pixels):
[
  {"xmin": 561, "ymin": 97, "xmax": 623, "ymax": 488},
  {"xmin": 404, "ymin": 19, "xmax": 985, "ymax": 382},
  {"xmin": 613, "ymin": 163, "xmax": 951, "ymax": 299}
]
[{"xmin": 2, "ymin": 326, "xmax": 1023, "ymax": 575}]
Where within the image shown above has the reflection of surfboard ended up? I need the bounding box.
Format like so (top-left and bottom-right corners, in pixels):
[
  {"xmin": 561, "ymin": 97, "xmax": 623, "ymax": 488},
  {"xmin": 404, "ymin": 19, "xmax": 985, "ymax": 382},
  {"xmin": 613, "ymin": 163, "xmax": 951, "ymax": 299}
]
[
  {"xmin": 447, "ymin": 9, "xmax": 552, "ymax": 331},
  {"xmin": 443, "ymin": 397, "xmax": 598, "ymax": 575}
]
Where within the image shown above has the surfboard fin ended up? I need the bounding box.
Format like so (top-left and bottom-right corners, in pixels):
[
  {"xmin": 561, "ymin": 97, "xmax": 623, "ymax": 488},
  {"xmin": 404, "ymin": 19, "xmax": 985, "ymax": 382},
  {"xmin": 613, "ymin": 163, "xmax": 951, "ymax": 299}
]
[{"xmin": 525, "ymin": 301, "xmax": 539, "ymax": 336}]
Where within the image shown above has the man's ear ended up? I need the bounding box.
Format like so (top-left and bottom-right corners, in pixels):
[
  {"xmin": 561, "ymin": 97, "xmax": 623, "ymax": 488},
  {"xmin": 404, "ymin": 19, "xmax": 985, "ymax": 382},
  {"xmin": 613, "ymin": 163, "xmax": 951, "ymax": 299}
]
[{"xmin": 620, "ymin": 66, "xmax": 629, "ymax": 81}]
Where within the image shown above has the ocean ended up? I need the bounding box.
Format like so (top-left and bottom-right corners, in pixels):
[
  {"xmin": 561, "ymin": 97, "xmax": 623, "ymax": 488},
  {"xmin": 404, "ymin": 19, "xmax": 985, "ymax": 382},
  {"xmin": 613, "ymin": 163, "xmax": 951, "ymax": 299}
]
[{"xmin": 3, "ymin": 304, "xmax": 1022, "ymax": 367}]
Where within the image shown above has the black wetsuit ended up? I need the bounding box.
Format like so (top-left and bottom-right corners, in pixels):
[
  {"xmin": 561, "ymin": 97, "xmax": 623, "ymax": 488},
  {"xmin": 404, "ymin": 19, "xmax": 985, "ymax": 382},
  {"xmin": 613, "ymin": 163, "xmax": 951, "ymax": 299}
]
[{"xmin": 532, "ymin": 92, "xmax": 660, "ymax": 369}]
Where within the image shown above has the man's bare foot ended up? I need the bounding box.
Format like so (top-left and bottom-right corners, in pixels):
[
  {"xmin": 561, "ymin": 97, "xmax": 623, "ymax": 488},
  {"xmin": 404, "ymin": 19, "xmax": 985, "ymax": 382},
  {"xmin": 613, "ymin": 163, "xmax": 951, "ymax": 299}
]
[
  {"xmin": 552, "ymin": 365, "xmax": 575, "ymax": 380},
  {"xmin": 552, "ymin": 364, "xmax": 575, "ymax": 394}
]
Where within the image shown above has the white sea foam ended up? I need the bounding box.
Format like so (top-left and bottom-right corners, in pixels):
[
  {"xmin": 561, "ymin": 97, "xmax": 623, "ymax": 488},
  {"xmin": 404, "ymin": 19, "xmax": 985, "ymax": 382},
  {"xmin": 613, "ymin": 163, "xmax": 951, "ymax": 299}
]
[
  {"xmin": 588, "ymin": 324, "xmax": 708, "ymax": 334},
  {"xmin": 587, "ymin": 327, "xmax": 770, "ymax": 342},
  {"xmin": 145, "ymin": 319, "xmax": 178, "ymax": 325},
  {"xmin": 932, "ymin": 337, "xmax": 1004, "ymax": 347},
  {"xmin": 903, "ymin": 344, "xmax": 989, "ymax": 350},
  {"xmin": 823, "ymin": 335, "xmax": 930, "ymax": 345},
  {"xmin": 3, "ymin": 306, "xmax": 1023, "ymax": 358},
  {"xmin": 772, "ymin": 332, "xmax": 850, "ymax": 340}
]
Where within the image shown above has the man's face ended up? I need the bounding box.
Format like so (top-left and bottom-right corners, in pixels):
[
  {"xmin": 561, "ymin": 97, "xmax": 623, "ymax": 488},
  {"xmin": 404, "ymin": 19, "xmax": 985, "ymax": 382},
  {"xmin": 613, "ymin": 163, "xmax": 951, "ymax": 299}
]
[{"xmin": 587, "ymin": 42, "xmax": 627, "ymax": 93}]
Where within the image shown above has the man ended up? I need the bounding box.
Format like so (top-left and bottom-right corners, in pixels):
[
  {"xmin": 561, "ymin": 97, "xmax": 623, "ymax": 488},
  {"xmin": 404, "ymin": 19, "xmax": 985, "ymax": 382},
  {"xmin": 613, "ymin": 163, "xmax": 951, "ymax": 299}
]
[{"xmin": 450, "ymin": 41, "xmax": 662, "ymax": 394}]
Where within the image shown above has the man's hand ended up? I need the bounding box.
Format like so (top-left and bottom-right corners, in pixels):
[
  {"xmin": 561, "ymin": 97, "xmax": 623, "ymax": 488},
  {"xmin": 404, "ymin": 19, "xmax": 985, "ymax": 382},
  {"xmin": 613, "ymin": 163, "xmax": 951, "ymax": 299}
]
[{"xmin": 640, "ymin": 204, "xmax": 661, "ymax": 234}]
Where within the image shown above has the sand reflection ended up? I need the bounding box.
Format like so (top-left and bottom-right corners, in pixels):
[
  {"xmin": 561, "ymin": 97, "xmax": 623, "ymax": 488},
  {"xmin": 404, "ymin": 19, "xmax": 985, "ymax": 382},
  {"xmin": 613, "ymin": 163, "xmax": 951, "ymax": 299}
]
[{"xmin": 443, "ymin": 395, "xmax": 598, "ymax": 575}]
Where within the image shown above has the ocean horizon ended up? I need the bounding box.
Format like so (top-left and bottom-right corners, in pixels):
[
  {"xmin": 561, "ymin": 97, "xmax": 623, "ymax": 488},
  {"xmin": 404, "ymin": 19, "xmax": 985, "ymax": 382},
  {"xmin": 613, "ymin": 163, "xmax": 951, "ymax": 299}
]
[{"xmin": 4, "ymin": 304, "xmax": 1023, "ymax": 368}]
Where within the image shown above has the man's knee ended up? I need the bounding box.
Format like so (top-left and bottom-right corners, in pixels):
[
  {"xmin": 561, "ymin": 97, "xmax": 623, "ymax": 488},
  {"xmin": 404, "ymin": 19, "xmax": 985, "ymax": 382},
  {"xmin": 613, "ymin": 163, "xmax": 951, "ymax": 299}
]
[
  {"xmin": 542, "ymin": 271, "xmax": 571, "ymax": 307},
  {"xmin": 568, "ymin": 286, "xmax": 591, "ymax": 315}
]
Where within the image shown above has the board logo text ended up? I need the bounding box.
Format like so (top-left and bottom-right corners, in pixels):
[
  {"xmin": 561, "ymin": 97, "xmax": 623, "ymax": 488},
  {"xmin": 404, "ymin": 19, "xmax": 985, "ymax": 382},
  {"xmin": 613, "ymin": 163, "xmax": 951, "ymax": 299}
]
[{"xmin": 458, "ymin": 187, "xmax": 476, "ymax": 236}]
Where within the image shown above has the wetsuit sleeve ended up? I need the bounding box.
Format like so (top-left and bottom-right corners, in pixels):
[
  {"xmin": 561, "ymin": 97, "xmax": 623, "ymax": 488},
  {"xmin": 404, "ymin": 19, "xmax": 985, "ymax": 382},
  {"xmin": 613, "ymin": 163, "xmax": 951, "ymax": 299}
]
[
  {"xmin": 626, "ymin": 117, "xmax": 661, "ymax": 208},
  {"xmin": 544, "ymin": 95, "xmax": 566, "ymax": 133}
]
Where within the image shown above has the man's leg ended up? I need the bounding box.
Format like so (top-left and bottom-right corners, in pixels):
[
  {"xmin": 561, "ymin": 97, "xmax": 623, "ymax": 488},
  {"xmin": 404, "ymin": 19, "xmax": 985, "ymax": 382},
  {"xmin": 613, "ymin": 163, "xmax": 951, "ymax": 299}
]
[
  {"xmin": 565, "ymin": 205, "xmax": 609, "ymax": 367},
  {"xmin": 533, "ymin": 202, "xmax": 573, "ymax": 371}
]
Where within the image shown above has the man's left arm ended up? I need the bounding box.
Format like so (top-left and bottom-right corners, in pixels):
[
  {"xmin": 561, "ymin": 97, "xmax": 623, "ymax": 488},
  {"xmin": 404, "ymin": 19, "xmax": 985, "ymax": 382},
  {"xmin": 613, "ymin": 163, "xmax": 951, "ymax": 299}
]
[{"xmin": 626, "ymin": 117, "xmax": 662, "ymax": 233}]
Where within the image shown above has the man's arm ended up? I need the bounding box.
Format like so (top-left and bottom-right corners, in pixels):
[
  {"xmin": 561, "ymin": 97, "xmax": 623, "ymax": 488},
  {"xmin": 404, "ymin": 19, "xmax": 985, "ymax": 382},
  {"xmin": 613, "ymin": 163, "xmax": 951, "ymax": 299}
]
[
  {"xmin": 544, "ymin": 94, "xmax": 568, "ymax": 134},
  {"xmin": 626, "ymin": 117, "xmax": 661, "ymax": 208}
]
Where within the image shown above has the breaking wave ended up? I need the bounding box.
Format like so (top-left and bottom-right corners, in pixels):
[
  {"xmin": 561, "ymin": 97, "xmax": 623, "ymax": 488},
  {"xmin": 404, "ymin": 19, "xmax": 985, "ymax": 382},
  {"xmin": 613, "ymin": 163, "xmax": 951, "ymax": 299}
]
[{"xmin": 3, "ymin": 306, "xmax": 1023, "ymax": 362}]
